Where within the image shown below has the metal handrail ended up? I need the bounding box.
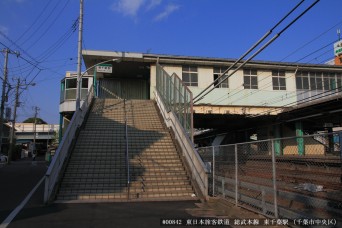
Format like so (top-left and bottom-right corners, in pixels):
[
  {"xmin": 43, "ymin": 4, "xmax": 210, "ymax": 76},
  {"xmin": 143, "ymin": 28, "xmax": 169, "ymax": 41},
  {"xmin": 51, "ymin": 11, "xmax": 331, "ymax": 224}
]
[
  {"xmin": 124, "ymin": 99, "xmax": 130, "ymax": 200},
  {"xmin": 154, "ymin": 90, "xmax": 209, "ymax": 199},
  {"xmin": 156, "ymin": 63, "xmax": 194, "ymax": 141},
  {"xmin": 44, "ymin": 85, "xmax": 94, "ymax": 203}
]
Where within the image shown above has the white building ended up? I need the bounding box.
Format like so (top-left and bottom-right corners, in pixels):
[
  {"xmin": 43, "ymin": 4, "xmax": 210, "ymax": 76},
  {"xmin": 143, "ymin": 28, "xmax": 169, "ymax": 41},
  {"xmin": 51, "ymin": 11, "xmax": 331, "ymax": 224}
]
[{"xmin": 59, "ymin": 50, "xmax": 342, "ymax": 144}]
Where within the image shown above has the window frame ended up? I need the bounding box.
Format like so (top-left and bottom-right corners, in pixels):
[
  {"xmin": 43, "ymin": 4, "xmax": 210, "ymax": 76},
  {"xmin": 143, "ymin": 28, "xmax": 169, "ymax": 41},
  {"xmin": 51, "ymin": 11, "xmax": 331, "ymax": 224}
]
[
  {"xmin": 272, "ymin": 70, "xmax": 286, "ymax": 90},
  {"xmin": 182, "ymin": 65, "xmax": 198, "ymax": 87},
  {"xmin": 213, "ymin": 67, "xmax": 229, "ymax": 88},
  {"xmin": 243, "ymin": 69, "xmax": 258, "ymax": 89}
]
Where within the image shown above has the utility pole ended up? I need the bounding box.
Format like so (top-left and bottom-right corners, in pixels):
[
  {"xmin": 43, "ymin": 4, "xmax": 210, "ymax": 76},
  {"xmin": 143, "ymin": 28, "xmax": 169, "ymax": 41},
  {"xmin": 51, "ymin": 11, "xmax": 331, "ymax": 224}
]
[
  {"xmin": 0, "ymin": 48, "xmax": 19, "ymax": 154},
  {"xmin": 32, "ymin": 106, "xmax": 40, "ymax": 158},
  {"xmin": 75, "ymin": 0, "xmax": 84, "ymax": 110},
  {"xmin": 8, "ymin": 78, "xmax": 20, "ymax": 164}
]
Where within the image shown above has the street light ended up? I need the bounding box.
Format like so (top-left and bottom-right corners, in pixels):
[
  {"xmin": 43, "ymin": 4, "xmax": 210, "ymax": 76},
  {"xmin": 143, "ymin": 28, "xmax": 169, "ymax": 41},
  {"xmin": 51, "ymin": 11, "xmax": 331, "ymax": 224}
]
[{"xmin": 75, "ymin": 58, "xmax": 119, "ymax": 110}]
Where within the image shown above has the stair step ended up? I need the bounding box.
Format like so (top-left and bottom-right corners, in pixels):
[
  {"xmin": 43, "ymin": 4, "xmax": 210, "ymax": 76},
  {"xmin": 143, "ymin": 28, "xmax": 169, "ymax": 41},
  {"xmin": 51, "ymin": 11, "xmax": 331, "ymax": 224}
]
[
  {"xmin": 56, "ymin": 190, "xmax": 195, "ymax": 201},
  {"xmin": 56, "ymin": 98, "xmax": 195, "ymax": 202},
  {"xmin": 62, "ymin": 175, "xmax": 190, "ymax": 182},
  {"xmin": 59, "ymin": 184, "xmax": 192, "ymax": 193},
  {"xmin": 61, "ymin": 179, "xmax": 190, "ymax": 186}
]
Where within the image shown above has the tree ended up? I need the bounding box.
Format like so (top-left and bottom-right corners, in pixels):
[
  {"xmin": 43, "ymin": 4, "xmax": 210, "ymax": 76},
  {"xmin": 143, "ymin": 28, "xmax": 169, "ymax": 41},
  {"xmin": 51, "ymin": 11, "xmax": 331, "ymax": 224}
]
[{"xmin": 23, "ymin": 117, "xmax": 47, "ymax": 124}]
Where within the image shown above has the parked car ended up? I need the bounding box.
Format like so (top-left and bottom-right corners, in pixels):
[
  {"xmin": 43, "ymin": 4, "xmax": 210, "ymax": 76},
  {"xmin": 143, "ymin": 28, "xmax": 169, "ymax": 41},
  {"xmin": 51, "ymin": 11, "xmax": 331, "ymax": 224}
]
[{"xmin": 0, "ymin": 154, "xmax": 8, "ymax": 163}]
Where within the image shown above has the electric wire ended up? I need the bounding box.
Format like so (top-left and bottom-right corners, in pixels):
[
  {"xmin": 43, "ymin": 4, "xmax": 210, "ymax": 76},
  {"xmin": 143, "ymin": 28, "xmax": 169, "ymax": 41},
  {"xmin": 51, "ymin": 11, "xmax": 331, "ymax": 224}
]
[
  {"xmin": 14, "ymin": 0, "xmax": 52, "ymax": 44},
  {"xmin": 193, "ymin": 0, "xmax": 319, "ymax": 103}
]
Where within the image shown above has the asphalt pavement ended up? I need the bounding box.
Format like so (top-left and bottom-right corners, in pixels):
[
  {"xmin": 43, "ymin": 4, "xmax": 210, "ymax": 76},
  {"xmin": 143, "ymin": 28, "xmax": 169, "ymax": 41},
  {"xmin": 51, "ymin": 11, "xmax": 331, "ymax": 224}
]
[
  {"xmin": 0, "ymin": 156, "xmax": 271, "ymax": 228},
  {"xmin": 0, "ymin": 156, "xmax": 48, "ymax": 223}
]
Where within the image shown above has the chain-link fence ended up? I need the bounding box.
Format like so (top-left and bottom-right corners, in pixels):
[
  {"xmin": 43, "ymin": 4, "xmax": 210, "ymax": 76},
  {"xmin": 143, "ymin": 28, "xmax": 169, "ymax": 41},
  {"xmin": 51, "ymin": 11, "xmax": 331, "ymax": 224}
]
[{"xmin": 198, "ymin": 131, "xmax": 342, "ymax": 220}]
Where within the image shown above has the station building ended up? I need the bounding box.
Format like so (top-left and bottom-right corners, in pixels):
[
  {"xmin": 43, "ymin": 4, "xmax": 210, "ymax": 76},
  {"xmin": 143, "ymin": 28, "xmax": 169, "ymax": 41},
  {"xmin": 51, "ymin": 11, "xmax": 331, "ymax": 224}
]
[{"xmin": 59, "ymin": 49, "xmax": 342, "ymax": 147}]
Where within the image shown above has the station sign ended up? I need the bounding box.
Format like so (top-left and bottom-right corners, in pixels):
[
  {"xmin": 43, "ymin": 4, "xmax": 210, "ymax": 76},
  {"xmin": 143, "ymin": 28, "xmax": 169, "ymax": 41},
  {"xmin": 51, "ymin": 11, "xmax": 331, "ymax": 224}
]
[
  {"xmin": 96, "ymin": 64, "xmax": 112, "ymax": 73},
  {"xmin": 334, "ymin": 40, "xmax": 342, "ymax": 56}
]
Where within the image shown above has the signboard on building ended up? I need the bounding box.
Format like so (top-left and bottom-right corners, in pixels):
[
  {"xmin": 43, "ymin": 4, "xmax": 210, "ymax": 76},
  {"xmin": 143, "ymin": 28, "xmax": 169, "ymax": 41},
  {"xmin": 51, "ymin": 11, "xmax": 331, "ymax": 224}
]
[
  {"xmin": 334, "ymin": 40, "xmax": 342, "ymax": 56},
  {"xmin": 96, "ymin": 64, "xmax": 112, "ymax": 73}
]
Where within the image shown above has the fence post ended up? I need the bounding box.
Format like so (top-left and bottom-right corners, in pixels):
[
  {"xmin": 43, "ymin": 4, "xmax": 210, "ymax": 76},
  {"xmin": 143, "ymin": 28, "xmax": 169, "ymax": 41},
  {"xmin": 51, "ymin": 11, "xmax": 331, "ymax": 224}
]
[
  {"xmin": 261, "ymin": 189, "xmax": 266, "ymax": 214},
  {"xmin": 235, "ymin": 144, "xmax": 238, "ymax": 206},
  {"xmin": 339, "ymin": 132, "xmax": 342, "ymax": 183},
  {"xmin": 271, "ymin": 139, "xmax": 279, "ymax": 218},
  {"xmin": 222, "ymin": 178, "xmax": 225, "ymax": 198},
  {"xmin": 212, "ymin": 146, "xmax": 215, "ymax": 196}
]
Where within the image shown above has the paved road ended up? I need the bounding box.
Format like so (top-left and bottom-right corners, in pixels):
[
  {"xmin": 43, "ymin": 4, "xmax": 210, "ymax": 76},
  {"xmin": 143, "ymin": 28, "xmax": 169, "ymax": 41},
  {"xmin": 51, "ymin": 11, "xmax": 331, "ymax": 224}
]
[
  {"xmin": 0, "ymin": 157, "xmax": 47, "ymax": 223},
  {"xmin": 1, "ymin": 157, "xmax": 270, "ymax": 228}
]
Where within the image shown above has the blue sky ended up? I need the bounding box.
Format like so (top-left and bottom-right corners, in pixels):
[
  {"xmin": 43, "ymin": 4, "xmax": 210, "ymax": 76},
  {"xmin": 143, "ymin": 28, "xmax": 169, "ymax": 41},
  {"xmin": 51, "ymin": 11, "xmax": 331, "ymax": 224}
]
[{"xmin": 0, "ymin": 0, "xmax": 341, "ymax": 124}]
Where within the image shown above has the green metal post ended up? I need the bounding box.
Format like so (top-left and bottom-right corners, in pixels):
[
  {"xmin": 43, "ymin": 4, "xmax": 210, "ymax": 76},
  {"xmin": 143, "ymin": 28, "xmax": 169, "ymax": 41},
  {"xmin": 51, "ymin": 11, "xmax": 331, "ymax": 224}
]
[
  {"xmin": 296, "ymin": 121, "xmax": 305, "ymax": 156},
  {"xmin": 94, "ymin": 68, "xmax": 97, "ymax": 97},
  {"xmin": 274, "ymin": 125, "xmax": 282, "ymax": 155},
  {"xmin": 58, "ymin": 114, "xmax": 63, "ymax": 143}
]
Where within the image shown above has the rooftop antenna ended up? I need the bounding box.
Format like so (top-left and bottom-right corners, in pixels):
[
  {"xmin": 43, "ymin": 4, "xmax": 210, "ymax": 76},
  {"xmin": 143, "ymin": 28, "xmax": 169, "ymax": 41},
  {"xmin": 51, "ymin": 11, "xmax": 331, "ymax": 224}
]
[{"xmin": 338, "ymin": 29, "xmax": 341, "ymax": 41}]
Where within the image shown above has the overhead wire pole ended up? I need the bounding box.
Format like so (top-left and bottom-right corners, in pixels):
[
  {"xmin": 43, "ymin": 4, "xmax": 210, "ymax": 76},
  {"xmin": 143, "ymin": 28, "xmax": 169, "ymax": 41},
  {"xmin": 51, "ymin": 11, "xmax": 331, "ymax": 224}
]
[
  {"xmin": 75, "ymin": 0, "xmax": 84, "ymax": 110},
  {"xmin": 193, "ymin": 0, "xmax": 320, "ymax": 104},
  {"xmin": 7, "ymin": 79, "xmax": 35, "ymax": 164},
  {"xmin": 33, "ymin": 106, "xmax": 40, "ymax": 159},
  {"xmin": 0, "ymin": 48, "xmax": 19, "ymax": 155},
  {"xmin": 8, "ymin": 78, "xmax": 20, "ymax": 164}
]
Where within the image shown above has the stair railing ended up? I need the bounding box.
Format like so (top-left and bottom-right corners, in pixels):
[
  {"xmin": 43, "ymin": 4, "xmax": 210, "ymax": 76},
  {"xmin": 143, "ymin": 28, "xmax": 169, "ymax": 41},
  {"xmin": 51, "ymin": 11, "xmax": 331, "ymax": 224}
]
[
  {"xmin": 155, "ymin": 63, "xmax": 209, "ymax": 199},
  {"xmin": 124, "ymin": 99, "xmax": 130, "ymax": 200},
  {"xmin": 44, "ymin": 85, "xmax": 94, "ymax": 203}
]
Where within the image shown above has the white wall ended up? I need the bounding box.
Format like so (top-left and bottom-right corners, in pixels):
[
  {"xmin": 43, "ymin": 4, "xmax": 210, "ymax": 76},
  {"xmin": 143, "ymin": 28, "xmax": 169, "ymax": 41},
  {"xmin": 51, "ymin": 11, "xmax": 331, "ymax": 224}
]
[{"xmin": 152, "ymin": 64, "xmax": 298, "ymax": 107}]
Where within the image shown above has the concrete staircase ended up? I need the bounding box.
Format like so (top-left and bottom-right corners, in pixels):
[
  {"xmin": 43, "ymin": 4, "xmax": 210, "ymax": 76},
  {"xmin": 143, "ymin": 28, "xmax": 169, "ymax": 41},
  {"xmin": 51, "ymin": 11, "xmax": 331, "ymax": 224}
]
[{"xmin": 56, "ymin": 98, "xmax": 195, "ymax": 201}]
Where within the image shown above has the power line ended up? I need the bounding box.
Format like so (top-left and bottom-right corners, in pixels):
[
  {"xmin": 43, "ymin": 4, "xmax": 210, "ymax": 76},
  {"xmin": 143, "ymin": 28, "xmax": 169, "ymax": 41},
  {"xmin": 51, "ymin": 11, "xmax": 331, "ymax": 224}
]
[
  {"xmin": 280, "ymin": 19, "xmax": 342, "ymax": 62},
  {"xmin": 26, "ymin": 0, "xmax": 72, "ymax": 52},
  {"xmin": 194, "ymin": 0, "xmax": 320, "ymax": 103},
  {"xmin": 14, "ymin": 1, "xmax": 53, "ymax": 44},
  {"xmin": 19, "ymin": 0, "xmax": 63, "ymax": 47},
  {"xmin": 207, "ymin": 39, "xmax": 338, "ymax": 107}
]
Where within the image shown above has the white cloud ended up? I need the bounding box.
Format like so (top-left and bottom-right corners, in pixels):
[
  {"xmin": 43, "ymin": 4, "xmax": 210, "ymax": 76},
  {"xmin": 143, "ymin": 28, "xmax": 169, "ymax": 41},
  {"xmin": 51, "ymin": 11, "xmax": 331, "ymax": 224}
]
[
  {"xmin": 0, "ymin": 25, "xmax": 9, "ymax": 36},
  {"xmin": 111, "ymin": 0, "xmax": 179, "ymax": 22},
  {"xmin": 154, "ymin": 4, "xmax": 180, "ymax": 21},
  {"xmin": 146, "ymin": 0, "xmax": 162, "ymax": 11},
  {"xmin": 111, "ymin": 0, "xmax": 146, "ymax": 17}
]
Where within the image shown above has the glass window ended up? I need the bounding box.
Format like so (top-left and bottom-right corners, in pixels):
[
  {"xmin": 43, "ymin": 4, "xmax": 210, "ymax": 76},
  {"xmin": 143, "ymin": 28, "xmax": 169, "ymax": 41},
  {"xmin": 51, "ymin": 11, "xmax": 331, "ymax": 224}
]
[
  {"xmin": 337, "ymin": 73, "xmax": 342, "ymax": 91},
  {"xmin": 296, "ymin": 71, "xmax": 337, "ymax": 91},
  {"xmin": 296, "ymin": 71, "xmax": 309, "ymax": 90},
  {"xmin": 272, "ymin": 70, "xmax": 286, "ymax": 90},
  {"xmin": 82, "ymin": 78, "xmax": 88, "ymax": 88},
  {"xmin": 66, "ymin": 78, "xmax": 77, "ymax": 89},
  {"xmin": 213, "ymin": 67, "xmax": 228, "ymax": 88},
  {"xmin": 243, "ymin": 69, "xmax": 258, "ymax": 89},
  {"xmin": 182, "ymin": 65, "xmax": 198, "ymax": 87}
]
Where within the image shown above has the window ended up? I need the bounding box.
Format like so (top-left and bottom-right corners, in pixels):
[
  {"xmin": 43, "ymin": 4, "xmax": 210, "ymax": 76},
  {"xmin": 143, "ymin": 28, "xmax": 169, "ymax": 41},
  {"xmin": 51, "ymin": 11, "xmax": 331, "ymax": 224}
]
[
  {"xmin": 337, "ymin": 73, "xmax": 342, "ymax": 91},
  {"xmin": 66, "ymin": 78, "xmax": 77, "ymax": 89},
  {"xmin": 243, "ymin": 69, "xmax": 258, "ymax": 89},
  {"xmin": 182, "ymin": 66, "xmax": 198, "ymax": 86},
  {"xmin": 213, "ymin": 67, "xmax": 228, "ymax": 88},
  {"xmin": 82, "ymin": 78, "xmax": 89, "ymax": 88},
  {"xmin": 323, "ymin": 73, "xmax": 337, "ymax": 91},
  {"xmin": 296, "ymin": 71, "xmax": 309, "ymax": 90},
  {"xmin": 309, "ymin": 72, "xmax": 323, "ymax": 90},
  {"xmin": 296, "ymin": 71, "xmax": 328, "ymax": 91},
  {"xmin": 272, "ymin": 70, "xmax": 286, "ymax": 90}
]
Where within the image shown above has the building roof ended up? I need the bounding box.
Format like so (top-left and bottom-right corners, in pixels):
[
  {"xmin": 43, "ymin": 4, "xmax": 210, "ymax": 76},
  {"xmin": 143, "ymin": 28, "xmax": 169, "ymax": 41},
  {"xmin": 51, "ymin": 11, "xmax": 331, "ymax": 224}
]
[{"xmin": 82, "ymin": 49, "xmax": 342, "ymax": 72}]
